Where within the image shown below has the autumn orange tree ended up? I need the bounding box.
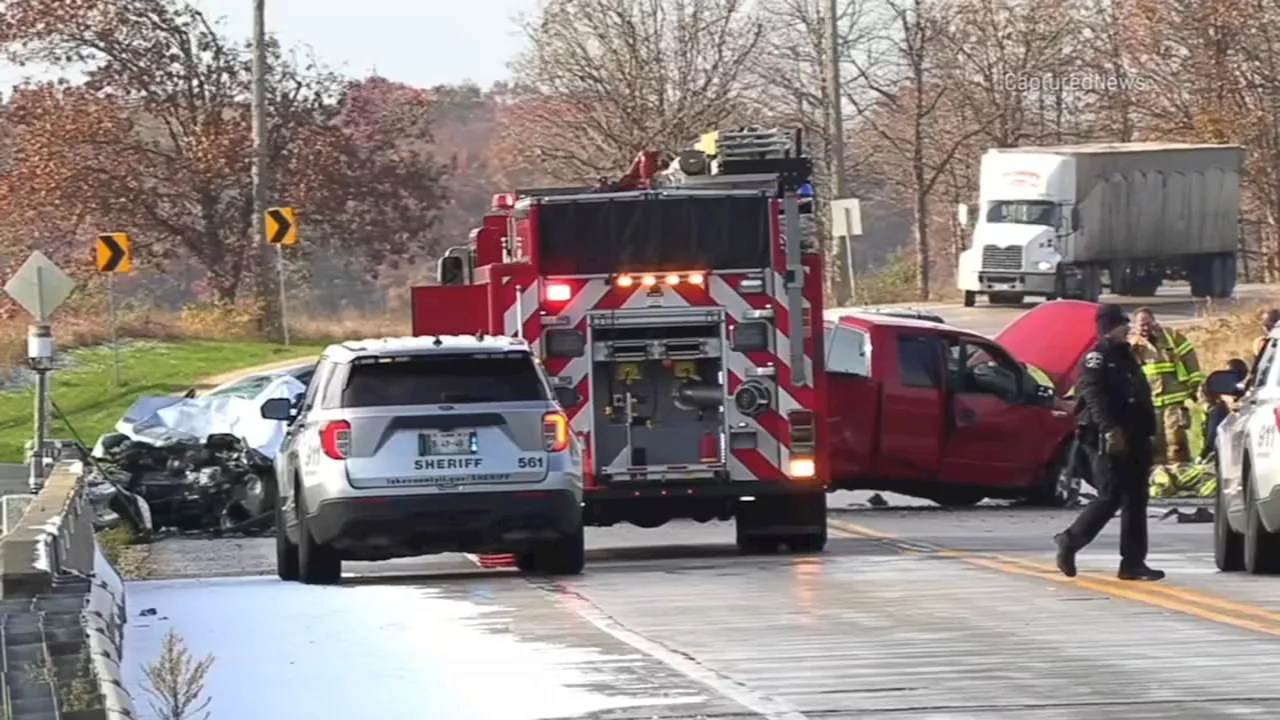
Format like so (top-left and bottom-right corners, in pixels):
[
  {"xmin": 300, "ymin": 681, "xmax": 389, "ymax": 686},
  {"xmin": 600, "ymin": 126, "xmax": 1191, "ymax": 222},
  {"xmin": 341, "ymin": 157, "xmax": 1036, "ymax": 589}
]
[{"xmin": 0, "ymin": 0, "xmax": 449, "ymax": 333}]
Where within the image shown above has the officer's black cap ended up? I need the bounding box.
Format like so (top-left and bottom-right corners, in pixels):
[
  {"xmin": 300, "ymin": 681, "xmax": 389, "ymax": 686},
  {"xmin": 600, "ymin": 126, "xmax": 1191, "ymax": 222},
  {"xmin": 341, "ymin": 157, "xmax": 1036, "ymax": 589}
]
[{"xmin": 1096, "ymin": 303, "xmax": 1129, "ymax": 335}]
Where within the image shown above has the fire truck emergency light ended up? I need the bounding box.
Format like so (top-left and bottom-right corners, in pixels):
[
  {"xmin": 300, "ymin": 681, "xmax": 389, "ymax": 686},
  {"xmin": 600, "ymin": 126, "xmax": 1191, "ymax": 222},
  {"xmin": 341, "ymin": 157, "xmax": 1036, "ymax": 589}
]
[
  {"xmin": 613, "ymin": 272, "xmax": 706, "ymax": 288},
  {"xmin": 491, "ymin": 193, "xmax": 516, "ymax": 209},
  {"xmin": 545, "ymin": 283, "xmax": 572, "ymax": 302}
]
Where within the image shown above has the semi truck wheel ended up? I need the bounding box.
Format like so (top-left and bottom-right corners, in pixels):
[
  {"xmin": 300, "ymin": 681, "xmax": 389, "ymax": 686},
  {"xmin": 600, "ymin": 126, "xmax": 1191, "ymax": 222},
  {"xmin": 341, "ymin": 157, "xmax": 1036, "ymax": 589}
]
[
  {"xmin": 988, "ymin": 292, "xmax": 1024, "ymax": 305},
  {"xmin": 1079, "ymin": 266, "xmax": 1102, "ymax": 303},
  {"xmin": 963, "ymin": 291, "xmax": 976, "ymax": 307}
]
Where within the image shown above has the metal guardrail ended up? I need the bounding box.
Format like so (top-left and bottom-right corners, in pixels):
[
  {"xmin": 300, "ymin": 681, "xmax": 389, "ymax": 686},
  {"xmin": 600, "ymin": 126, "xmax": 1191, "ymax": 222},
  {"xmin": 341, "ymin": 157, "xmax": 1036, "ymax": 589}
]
[{"xmin": 0, "ymin": 462, "xmax": 136, "ymax": 720}]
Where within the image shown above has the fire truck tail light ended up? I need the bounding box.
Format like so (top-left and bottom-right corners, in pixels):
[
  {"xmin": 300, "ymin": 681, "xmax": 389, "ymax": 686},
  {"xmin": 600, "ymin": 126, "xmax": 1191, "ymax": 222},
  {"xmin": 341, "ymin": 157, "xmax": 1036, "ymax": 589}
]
[
  {"xmin": 738, "ymin": 278, "xmax": 764, "ymax": 293},
  {"xmin": 545, "ymin": 283, "xmax": 572, "ymax": 302},
  {"xmin": 641, "ymin": 274, "xmax": 657, "ymax": 287},
  {"xmin": 615, "ymin": 275, "xmax": 634, "ymax": 288},
  {"xmin": 688, "ymin": 272, "xmax": 705, "ymax": 285},
  {"xmin": 788, "ymin": 457, "xmax": 816, "ymax": 479},
  {"xmin": 319, "ymin": 420, "xmax": 351, "ymax": 460},
  {"xmin": 543, "ymin": 411, "xmax": 569, "ymax": 452}
]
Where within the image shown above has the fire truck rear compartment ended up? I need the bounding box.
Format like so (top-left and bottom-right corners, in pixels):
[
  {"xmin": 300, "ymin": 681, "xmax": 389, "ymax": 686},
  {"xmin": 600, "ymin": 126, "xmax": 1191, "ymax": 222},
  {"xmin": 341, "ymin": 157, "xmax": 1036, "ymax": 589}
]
[{"xmin": 589, "ymin": 321, "xmax": 726, "ymax": 481}]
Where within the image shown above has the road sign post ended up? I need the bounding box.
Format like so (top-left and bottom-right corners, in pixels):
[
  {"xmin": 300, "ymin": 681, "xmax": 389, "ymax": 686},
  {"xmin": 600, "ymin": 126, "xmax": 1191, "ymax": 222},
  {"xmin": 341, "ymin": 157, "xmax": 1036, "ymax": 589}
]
[
  {"xmin": 3, "ymin": 252, "xmax": 76, "ymax": 492},
  {"xmin": 831, "ymin": 198, "xmax": 863, "ymax": 302},
  {"xmin": 265, "ymin": 207, "xmax": 296, "ymax": 346},
  {"xmin": 96, "ymin": 233, "xmax": 131, "ymax": 386}
]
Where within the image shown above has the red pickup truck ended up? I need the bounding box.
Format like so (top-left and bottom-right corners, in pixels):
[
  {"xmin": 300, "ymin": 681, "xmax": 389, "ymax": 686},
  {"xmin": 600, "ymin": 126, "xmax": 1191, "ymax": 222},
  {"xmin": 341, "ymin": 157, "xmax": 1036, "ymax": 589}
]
[{"xmin": 825, "ymin": 300, "xmax": 1098, "ymax": 507}]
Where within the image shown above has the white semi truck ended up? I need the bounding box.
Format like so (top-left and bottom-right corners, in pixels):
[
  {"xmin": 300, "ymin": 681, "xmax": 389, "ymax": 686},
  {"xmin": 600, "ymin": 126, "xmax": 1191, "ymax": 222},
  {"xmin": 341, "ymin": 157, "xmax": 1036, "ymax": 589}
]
[{"xmin": 956, "ymin": 142, "xmax": 1243, "ymax": 306}]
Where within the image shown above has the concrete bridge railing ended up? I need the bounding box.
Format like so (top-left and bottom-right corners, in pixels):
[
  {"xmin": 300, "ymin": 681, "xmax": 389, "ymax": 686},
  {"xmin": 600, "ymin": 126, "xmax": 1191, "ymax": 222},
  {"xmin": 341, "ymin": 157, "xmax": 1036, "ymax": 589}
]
[{"xmin": 0, "ymin": 462, "xmax": 137, "ymax": 720}]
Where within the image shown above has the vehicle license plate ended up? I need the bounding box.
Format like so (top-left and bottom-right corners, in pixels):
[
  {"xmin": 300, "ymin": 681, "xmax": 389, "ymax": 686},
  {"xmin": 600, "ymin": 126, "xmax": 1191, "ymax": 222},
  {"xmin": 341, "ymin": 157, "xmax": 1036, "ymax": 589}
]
[{"xmin": 419, "ymin": 431, "xmax": 475, "ymax": 456}]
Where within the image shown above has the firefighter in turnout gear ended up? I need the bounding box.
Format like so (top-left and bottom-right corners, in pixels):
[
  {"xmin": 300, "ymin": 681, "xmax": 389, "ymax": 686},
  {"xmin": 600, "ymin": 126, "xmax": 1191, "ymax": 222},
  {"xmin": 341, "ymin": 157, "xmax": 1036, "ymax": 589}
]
[
  {"xmin": 1256, "ymin": 309, "xmax": 1279, "ymax": 362},
  {"xmin": 1130, "ymin": 307, "xmax": 1206, "ymax": 498},
  {"xmin": 1055, "ymin": 304, "xmax": 1164, "ymax": 582}
]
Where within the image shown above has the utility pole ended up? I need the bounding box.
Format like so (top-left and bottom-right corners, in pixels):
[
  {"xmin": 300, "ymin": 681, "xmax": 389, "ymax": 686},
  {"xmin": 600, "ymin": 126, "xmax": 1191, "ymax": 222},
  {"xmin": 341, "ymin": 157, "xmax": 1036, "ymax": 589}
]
[
  {"xmin": 251, "ymin": 0, "xmax": 277, "ymax": 340},
  {"xmin": 826, "ymin": 0, "xmax": 848, "ymax": 199},
  {"xmin": 825, "ymin": 0, "xmax": 852, "ymax": 302}
]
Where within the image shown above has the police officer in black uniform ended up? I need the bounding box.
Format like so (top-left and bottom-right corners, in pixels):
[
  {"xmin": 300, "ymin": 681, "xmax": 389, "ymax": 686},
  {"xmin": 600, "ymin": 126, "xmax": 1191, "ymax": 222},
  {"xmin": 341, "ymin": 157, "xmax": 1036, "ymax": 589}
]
[{"xmin": 1055, "ymin": 304, "xmax": 1164, "ymax": 582}]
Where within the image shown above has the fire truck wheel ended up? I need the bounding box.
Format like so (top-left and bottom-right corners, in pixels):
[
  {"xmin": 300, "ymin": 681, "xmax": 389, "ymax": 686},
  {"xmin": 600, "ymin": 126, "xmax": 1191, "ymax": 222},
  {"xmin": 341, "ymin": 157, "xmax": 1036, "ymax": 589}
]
[
  {"xmin": 735, "ymin": 534, "xmax": 780, "ymax": 554},
  {"xmin": 787, "ymin": 528, "xmax": 827, "ymax": 553},
  {"xmin": 516, "ymin": 528, "xmax": 586, "ymax": 576}
]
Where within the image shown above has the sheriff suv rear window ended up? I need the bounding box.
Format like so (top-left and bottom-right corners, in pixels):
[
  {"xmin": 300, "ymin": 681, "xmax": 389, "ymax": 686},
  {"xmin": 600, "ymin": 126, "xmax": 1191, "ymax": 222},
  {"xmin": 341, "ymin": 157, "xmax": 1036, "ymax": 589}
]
[{"xmin": 339, "ymin": 353, "xmax": 548, "ymax": 407}]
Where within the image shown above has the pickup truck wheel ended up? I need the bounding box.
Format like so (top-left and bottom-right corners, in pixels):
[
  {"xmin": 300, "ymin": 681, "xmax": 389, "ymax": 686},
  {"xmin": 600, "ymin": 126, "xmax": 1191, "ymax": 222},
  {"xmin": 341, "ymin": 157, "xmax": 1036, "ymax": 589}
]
[
  {"xmin": 297, "ymin": 489, "xmax": 341, "ymax": 585},
  {"xmin": 1243, "ymin": 466, "xmax": 1280, "ymax": 575},
  {"xmin": 1215, "ymin": 472, "xmax": 1244, "ymax": 572},
  {"xmin": 1027, "ymin": 444, "xmax": 1078, "ymax": 508},
  {"xmin": 275, "ymin": 500, "xmax": 299, "ymax": 582},
  {"xmin": 929, "ymin": 490, "xmax": 984, "ymax": 507}
]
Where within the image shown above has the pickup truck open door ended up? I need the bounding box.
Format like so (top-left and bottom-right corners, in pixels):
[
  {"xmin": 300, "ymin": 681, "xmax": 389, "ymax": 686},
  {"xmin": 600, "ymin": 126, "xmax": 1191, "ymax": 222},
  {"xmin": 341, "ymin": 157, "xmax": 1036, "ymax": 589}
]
[{"xmin": 938, "ymin": 336, "xmax": 1054, "ymax": 487}]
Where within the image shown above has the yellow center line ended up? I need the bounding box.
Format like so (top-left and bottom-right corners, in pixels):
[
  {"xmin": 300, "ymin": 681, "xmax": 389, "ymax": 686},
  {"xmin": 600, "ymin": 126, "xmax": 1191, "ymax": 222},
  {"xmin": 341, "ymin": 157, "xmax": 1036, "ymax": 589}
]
[{"xmin": 830, "ymin": 519, "xmax": 1280, "ymax": 636}]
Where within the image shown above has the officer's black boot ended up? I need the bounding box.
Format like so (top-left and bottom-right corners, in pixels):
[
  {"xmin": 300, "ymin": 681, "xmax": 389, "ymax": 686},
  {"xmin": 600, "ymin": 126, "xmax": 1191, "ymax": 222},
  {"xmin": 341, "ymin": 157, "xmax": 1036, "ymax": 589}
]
[
  {"xmin": 1054, "ymin": 532, "xmax": 1077, "ymax": 577},
  {"xmin": 1117, "ymin": 563, "xmax": 1165, "ymax": 581}
]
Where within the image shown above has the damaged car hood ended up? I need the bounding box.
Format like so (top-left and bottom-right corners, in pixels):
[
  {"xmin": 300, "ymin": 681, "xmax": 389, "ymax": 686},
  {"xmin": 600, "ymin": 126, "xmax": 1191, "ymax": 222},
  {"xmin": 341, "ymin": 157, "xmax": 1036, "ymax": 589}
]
[
  {"xmin": 996, "ymin": 299, "xmax": 1100, "ymax": 397},
  {"xmin": 109, "ymin": 375, "xmax": 305, "ymax": 458}
]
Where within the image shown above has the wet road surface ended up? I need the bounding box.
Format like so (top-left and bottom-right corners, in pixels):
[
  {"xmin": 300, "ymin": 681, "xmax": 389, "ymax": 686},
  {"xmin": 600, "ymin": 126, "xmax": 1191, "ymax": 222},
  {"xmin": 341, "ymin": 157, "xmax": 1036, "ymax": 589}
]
[{"xmin": 122, "ymin": 495, "xmax": 1280, "ymax": 720}]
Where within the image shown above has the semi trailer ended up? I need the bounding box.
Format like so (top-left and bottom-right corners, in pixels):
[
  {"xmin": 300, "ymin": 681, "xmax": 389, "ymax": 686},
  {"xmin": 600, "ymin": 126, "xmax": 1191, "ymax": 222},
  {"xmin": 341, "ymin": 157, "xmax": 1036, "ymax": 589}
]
[{"xmin": 956, "ymin": 142, "xmax": 1243, "ymax": 306}]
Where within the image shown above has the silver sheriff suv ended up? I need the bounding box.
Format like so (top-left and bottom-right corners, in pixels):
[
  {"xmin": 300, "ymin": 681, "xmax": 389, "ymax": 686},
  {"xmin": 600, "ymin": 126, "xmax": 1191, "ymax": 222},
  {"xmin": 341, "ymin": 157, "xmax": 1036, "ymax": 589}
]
[{"xmin": 261, "ymin": 335, "xmax": 586, "ymax": 584}]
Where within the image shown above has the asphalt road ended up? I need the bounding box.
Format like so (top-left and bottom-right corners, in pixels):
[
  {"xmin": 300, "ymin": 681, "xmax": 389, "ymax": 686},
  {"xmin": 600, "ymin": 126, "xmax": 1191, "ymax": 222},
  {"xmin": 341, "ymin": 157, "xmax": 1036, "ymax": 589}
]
[
  {"xmin": 113, "ymin": 282, "xmax": 1280, "ymax": 718},
  {"xmin": 829, "ymin": 282, "xmax": 1277, "ymax": 337},
  {"xmin": 122, "ymin": 501, "xmax": 1280, "ymax": 719}
]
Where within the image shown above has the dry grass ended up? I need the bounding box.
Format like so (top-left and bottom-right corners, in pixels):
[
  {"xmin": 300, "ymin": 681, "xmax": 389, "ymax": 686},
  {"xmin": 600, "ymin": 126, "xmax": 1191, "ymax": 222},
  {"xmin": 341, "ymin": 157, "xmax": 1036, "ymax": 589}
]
[
  {"xmin": 0, "ymin": 300, "xmax": 410, "ymax": 382},
  {"xmin": 1183, "ymin": 296, "xmax": 1278, "ymax": 373}
]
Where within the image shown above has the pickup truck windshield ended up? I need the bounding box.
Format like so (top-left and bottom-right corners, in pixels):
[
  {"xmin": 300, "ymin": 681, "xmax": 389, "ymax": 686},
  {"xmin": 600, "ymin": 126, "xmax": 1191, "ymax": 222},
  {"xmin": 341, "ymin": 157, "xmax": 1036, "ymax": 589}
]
[
  {"xmin": 986, "ymin": 200, "xmax": 1057, "ymax": 227},
  {"xmin": 341, "ymin": 353, "xmax": 548, "ymax": 407}
]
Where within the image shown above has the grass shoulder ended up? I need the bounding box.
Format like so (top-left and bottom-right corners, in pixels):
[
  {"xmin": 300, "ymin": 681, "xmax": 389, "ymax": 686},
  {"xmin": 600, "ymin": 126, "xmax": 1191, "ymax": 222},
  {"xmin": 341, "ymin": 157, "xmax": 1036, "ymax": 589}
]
[{"xmin": 0, "ymin": 339, "xmax": 322, "ymax": 462}]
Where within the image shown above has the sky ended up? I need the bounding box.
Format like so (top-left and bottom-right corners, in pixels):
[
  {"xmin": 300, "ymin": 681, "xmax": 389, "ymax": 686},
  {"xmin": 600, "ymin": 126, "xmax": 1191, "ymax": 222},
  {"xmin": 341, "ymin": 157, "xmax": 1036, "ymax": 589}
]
[{"xmin": 1, "ymin": 0, "xmax": 537, "ymax": 93}]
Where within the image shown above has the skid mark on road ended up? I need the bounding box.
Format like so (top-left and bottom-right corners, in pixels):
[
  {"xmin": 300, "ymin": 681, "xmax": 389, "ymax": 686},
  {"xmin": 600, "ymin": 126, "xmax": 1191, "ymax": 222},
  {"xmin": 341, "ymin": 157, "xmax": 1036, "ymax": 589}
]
[{"xmin": 830, "ymin": 519, "xmax": 1280, "ymax": 637}]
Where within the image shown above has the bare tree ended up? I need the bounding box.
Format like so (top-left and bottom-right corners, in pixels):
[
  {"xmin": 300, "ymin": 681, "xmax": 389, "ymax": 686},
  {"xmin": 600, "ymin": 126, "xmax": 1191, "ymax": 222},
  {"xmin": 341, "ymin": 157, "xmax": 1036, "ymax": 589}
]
[
  {"xmin": 499, "ymin": 0, "xmax": 766, "ymax": 183},
  {"xmin": 756, "ymin": 0, "xmax": 883, "ymax": 303},
  {"xmin": 846, "ymin": 0, "xmax": 999, "ymax": 299}
]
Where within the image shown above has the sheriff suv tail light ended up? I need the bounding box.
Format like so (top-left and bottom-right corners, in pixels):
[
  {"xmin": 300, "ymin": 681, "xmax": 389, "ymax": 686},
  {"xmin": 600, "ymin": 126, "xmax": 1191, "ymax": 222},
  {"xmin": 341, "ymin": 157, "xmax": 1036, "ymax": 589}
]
[
  {"xmin": 319, "ymin": 420, "xmax": 351, "ymax": 460},
  {"xmin": 543, "ymin": 411, "xmax": 569, "ymax": 452},
  {"xmin": 787, "ymin": 410, "xmax": 816, "ymax": 479}
]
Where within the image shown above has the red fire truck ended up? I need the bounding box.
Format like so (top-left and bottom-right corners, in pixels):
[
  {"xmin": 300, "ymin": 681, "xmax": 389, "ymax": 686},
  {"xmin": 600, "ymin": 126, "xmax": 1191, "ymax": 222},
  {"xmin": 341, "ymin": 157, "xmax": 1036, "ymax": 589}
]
[{"xmin": 411, "ymin": 127, "xmax": 829, "ymax": 553}]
